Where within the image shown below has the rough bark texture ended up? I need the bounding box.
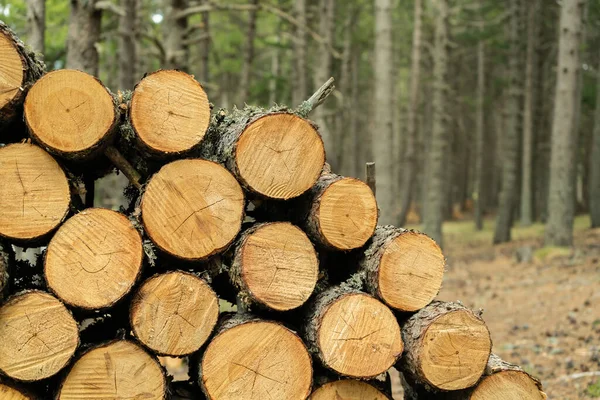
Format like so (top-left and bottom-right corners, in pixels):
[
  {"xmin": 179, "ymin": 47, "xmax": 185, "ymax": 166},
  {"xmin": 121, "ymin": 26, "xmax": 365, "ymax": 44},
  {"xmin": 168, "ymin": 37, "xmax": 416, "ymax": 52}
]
[
  {"xmin": 544, "ymin": 0, "xmax": 586, "ymax": 246},
  {"xmin": 591, "ymin": 49, "xmax": 600, "ymax": 228},
  {"xmin": 0, "ymin": 241, "xmax": 12, "ymax": 301},
  {"xmin": 118, "ymin": 0, "xmax": 137, "ymax": 90},
  {"xmin": 238, "ymin": 0, "xmax": 258, "ymax": 104},
  {"xmin": 301, "ymin": 172, "xmax": 344, "ymax": 249},
  {"xmin": 293, "ymin": 0, "xmax": 307, "ymax": 106},
  {"xmin": 66, "ymin": 0, "xmax": 101, "ymax": 76},
  {"xmin": 25, "ymin": 0, "xmax": 45, "ymax": 54},
  {"xmin": 474, "ymin": 36, "xmax": 485, "ymax": 231}
]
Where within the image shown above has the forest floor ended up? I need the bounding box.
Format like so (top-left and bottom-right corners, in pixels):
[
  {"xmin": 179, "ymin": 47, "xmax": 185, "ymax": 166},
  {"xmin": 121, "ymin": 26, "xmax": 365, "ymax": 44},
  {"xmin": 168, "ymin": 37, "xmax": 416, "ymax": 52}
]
[{"xmin": 391, "ymin": 214, "xmax": 600, "ymax": 399}]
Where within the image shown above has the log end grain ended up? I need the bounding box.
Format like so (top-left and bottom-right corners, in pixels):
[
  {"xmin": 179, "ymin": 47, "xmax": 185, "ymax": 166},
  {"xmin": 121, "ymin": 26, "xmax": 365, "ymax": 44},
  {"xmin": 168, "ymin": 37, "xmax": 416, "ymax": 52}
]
[
  {"xmin": 470, "ymin": 370, "xmax": 546, "ymax": 400},
  {"xmin": 0, "ymin": 291, "xmax": 79, "ymax": 381},
  {"xmin": 0, "ymin": 30, "xmax": 24, "ymax": 115},
  {"xmin": 45, "ymin": 208, "xmax": 143, "ymax": 309},
  {"xmin": 24, "ymin": 69, "xmax": 116, "ymax": 158},
  {"xmin": 58, "ymin": 340, "xmax": 166, "ymax": 400},
  {"xmin": 236, "ymin": 113, "xmax": 325, "ymax": 199},
  {"xmin": 130, "ymin": 271, "xmax": 219, "ymax": 356},
  {"xmin": 0, "ymin": 143, "xmax": 70, "ymax": 243},
  {"xmin": 309, "ymin": 380, "xmax": 390, "ymax": 399},
  {"xmin": 141, "ymin": 158, "xmax": 244, "ymax": 260},
  {"xmin": 201, "ymin": 320, "xmax": 312, "ymax": 400},
  {"xmin": 0, "ymin": 383, "xmax": 33, "ymax": 400},
  {"xmin": 131, "ymin": 70, "xmax": 210, "ymax": 155}
]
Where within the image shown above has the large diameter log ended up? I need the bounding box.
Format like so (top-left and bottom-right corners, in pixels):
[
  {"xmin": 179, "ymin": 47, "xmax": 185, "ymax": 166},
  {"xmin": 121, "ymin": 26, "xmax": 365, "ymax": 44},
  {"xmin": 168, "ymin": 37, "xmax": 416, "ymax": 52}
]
[
  {"xmin": 0, "ymin": 21, "xmax": 45, "ymax": 129},
  {"xmin": 44, "ymin": 208, "xmax": 143, "ymax": 309},
  {"xmin": 400, "ymin": 301, "xmax": 492, "ymax": 392},
  {"xmin": 129, "ymin": 70, "xmax": 211, "ymax": 156},
  {"xmin": 230, "ymin": 222, "xmax": 319, "ymax": 311},
  {"xmin": 130, "ymin": 271, "xmax": 219, "ymax": 356},
  {"xmin": 141, "ymin": 158, "xmax": 244, "ymax": 261},
  {"xmin": 200, "ymin": 317, "xmax": 313, "ymax": 400},
  {"xmin": 24, "ymin": 69, "xmax": 118, "ymax": 160},
  {"xmin": 359, "ymin": 226, "xmax": 445, "ymax": 312},
  {"xmin": 305, "ymin": 287, "xmax": 403, "ymax": 378},
  {"xmin": 0, "ymin": 291, "xmax": 79, "ymax": 381},
  {"xmin": 310, "ymin": 380, "xmax": 391, "ymax": 399},
  {"xmin": 205, "ymin": 108, "xmax": 325, "ymax": 199},
  {"xmin": 58, "ymin": 340, "xmax": 166, "ymax": 399},
  {"xmin": 0, "ymin": 143, "xmax": 71, "ymax": 244}
]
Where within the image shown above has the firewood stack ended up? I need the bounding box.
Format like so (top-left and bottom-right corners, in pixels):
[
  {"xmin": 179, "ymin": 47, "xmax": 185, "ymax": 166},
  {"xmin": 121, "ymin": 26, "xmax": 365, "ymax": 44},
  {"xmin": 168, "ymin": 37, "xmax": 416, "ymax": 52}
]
[{"xmin": 0, "ymin": 22, "xmax": 546, "ymax": 399}]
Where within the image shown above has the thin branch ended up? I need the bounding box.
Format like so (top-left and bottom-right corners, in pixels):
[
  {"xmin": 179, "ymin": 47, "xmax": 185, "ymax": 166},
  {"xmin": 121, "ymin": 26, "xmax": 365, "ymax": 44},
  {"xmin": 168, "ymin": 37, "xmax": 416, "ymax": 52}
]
[
  {"xmin": 296, "ymin": 77, "xmax": 335, "ymax": 118},
  {"xmin": 104, "ymin": 146, "xmax": 142, "ymax": 189}
]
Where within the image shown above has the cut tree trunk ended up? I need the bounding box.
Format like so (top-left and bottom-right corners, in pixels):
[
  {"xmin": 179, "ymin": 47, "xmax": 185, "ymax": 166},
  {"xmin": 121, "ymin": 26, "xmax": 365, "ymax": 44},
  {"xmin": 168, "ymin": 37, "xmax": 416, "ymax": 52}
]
[
  {"xmin": 58, "ymin": 340, "xmax": 166, "ymax": 399},
  {"xmin": 0, "ymin": 291, "xmax": 79, "ymax": 381},
  {"xmin": 140, "ymin": 158, "xmax": 245, "ymax": 261},
  {"xmin": 0, "ymin": 22, "xmax": 45, "ymax": 130},
  {"xmin": 0, "ymin": 143, "xmax": 71, "ymax": 244},
  {"xmin": 66, "ymin": 0, "xmax": 101, "ymax": 76},
  {"xmin": 230, "ymin": 222, "xmax": 319, "ymax": 311},
  {"xmin": 202, "ymin": 108, "xmax": 325, "ymax": 200},
  {"xmin": 44, "ymin": 208, "xmax": 143, "ymax": 310},
  {"xmin": 199, "ymin": 316, "xmax": 313, "ymax": 400},
  {"xmin": 310, "ymin": 379, "xmax": 391, "ymax": 399},
  {"xmin": 305, "ymin": 286, "xmax": 403, "ymax": 379},
  {"xmin": 399, "ymin": 301, "xmax": 492, "ymax": 392},
  {"xmin": 128, "ymin": 70, "xmax": 211, "ymax": 156},
  {"xmin": 359, "ymin": 226, "xmax": 445, "ymax": 312},
  {"xmin": 130, "ymin": 270, "xmax": 219, "ymax": 356}
]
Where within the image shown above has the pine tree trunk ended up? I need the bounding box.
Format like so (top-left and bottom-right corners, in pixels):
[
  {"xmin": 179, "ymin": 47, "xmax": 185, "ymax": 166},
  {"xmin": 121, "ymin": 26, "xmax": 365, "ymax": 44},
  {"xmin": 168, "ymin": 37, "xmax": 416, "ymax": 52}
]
[
  {"xmin": 544, "ymin": 0, "xmax": 587, "ymax": 247},
  {"xmin": 199, "ymin": 0, "xmax": 210, "ymax": 84},
  {"xmin": 338, "ymin": 8, "xmax": 357, "ymax": 176},
  {"xmin": 293, "ymin": 0, "xmax": 307, "ymax": 106},
  {"xmin": 66, "ymin": 0, "xmax": 101, "ymax": 76},
  {"xmin": 118, "ymin": 0, "xmax": 137, "ymax": 90},
  {"xmin": 474, "ymin": 38, "xmax": 485, "ymax": 231},
  {"xmin": 238, "ymin": 0, "xmax": 258, "ymax": 103},
  {"xmin": 164, "ymin": 0, "xmax": 188, "ymax": 70},
  {"xmin": 25, "ymin": 0, "xmax": 45, "ymax": 54},
  {"xmin": 589, "ymin": 48, "xmax": 600, "ymax": 228}
]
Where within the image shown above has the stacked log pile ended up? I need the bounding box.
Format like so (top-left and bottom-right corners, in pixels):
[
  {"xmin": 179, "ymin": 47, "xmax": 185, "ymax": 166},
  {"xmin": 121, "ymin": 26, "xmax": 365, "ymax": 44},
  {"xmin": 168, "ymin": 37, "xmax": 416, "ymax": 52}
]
[{"xmin": 0, "ymin": 22, "xmax": 547, "ymax": 399}]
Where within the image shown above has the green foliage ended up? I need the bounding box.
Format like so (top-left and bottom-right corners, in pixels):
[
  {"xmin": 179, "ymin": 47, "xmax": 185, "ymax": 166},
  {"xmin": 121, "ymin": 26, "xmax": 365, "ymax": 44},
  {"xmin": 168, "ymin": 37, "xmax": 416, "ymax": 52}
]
[{"xmin": 587, "ymin": 380, "xmax": 600, "ymax": 398}]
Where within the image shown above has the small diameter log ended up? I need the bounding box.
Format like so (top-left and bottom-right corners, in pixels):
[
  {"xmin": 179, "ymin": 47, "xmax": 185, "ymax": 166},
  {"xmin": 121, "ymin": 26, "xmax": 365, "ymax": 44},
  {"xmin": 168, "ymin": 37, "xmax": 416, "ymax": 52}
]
[
  {"xmin": 58, "ymin": 340, "xmax": 166, "ymax": 399},
  {"xmin": 0, "ymin": 143, "xmax": 71, "ymax": 243},
  {"xmin": 44, "ymin": 208, "xmax": 143, "ymax": 309},
  {"xmin": 0, "ymin": 21, "xmax": 45, "ymax": 129},
  {"xmin": 0, "ymin": 382, "xmax": 34, "ymax": 400},
  {"xmin": 305, "ymin": 287, "xmax": 403, "ymax": 378},
  {"xmin": 129, "ymin": 70, "xmax": 211, "ymax": 156},
  {"xmin": 130, "ymin": 271, "xmax": 219, "ymax": 356},
  {"xmin": 303, "ymin": 172, "xmax": 378, "ymax": 250},
  {"xmin": 359, "ymin": 226, "xmax": 445, "ymax": 312},
  {"xmin": 141, "ymin": 159, "xmax": 245, "ymax": 261},
  {"xmin": 200, "ymin": 318, "xmax": 313, "ymax": 400},
  {"xmin": 0, "ymin": 291, "xmax": 79, "ymax": 381},
  {"xmin": 230, "ymin": 222, "xmax": 319, "ymax": 311},
  {"xmin": 400, "ymin": 301, "xmax": 492, "ymax": 392},
  {"xmin": 205, "ymin": 108, "xmax": 325, "ymax": 200},
  {"xmin": 310, "ymin": 380, "xmax": 390, "ymax": 399}
]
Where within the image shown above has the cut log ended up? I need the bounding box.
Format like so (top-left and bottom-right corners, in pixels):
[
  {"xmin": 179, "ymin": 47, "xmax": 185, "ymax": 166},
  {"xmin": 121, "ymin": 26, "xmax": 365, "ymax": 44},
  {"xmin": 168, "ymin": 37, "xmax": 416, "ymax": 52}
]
[
  {"xmin": 359, "ymin": 226, "xmax": 445, "ymax": 312},
  {"xmin": 58, "ymin": 340, "xmax": 166, "ymax": 399},
  {"xmin": 200, "ymin": 317, "xmax": 313, "ymax": 400},
  {"xmin": 305, "ymin": 287, "xmax": 403, "ymax": 378},
  {"xmin": 24, "ymin": 69, "xmax": 118, "ymax": 160},
  {"xmin": 310, "ymin": 380, "xmax": 390, "ymax": 399},
  {"xmin": 129, "ymin": 69, "xmax": 211, "ymax": 156},
  {"xmin": 44, "ymin": 208, "xmax": 143, "ymax": 309},
  {"xmin": 400, "ymin": 301, "xmax": 492, "ymax": 392},
  {"xmin": 205, "ymin": 108, "xmax": 325, "ymax": 199},
  {"xmin": 141, "ymin": 158, "xmax": 245, "ymax": 260},
  {"xmin": 130, "ymin": 270, "xmax": 219, "ymax": 356},
  {"xmin": 0, "ymin": 382, "xmax": 33, "ymax": 400},
  {"xmin": 0, "ymin": 143, "xmax": 71, "ymax": 244},
  {"xmin": 230, "ymin": 222, "xmax": 319, "ymax": 311},
  {"xmin": 303, "ymin": 172, "xmax": 378, "ymax": 250},
  {"xmin": 0, "ymin": 21, "xmax": 45, "ymax": 129},
  {"xmin": 0, "ymin": 291, "xmax": 79, "ymax": 381}
]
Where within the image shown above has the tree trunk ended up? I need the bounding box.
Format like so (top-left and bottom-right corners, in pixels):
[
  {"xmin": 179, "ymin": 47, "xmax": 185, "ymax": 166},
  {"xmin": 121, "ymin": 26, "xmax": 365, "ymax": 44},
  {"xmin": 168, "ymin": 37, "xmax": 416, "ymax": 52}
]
[
  {"xmin": 118, "ymin": 0, "xmax": 137, "ymax": 90},
  {"xmin": 66, "ymin": 0, "xmax": 102, "ymax": 76},
  {"xmin": 199, "ymin": 0, "xmax": 210, "ymax": 84},
  {"xmin": 422, "ymin": 0, "xmax": 449, "ymax": 247},
  {"xmin": 238, "ymin": 0, "xmax": 259, "ymax": 104},
  {"xmin": 338, "ymin": 8, "xmax": 357, "ymax": 176},
  {"xmin": 544, "ymin": 0, "xmax": 586, "ymax": 247},
  {"xmin": 164, "ymin": 0, "xmax": 188, "ymax": 70},
  {"xmin": 25, "ymin": 0, "xmax": 45, "ymax": 54},
  {"xmin": 474, "ymin": 38, "xmax": 485, "ymax": 230},
  {"xmin": 293, "ymin": 0, "xmax": 307, "ymax": 106},
  {"xmin": 591, "ymin": 49, "xmax": 600, "ymax": 228}
]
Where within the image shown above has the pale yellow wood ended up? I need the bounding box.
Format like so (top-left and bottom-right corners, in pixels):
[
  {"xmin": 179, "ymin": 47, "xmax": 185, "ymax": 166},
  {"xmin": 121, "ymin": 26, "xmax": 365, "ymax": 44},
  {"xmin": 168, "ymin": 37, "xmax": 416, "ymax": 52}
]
[
  {"xmin": 318, "ymin": 293, "xmax": 403, "ymax": 378},
  {"xmin": 318, "ymin": 178, "xmax": 377, "ymax": 250},
  {"xmin": 201, "ymin": 321, "xmax": 312, "ymax": 400},
  {"xmin": 471, "ymin": 371, "xmax": 547, "ymax": 400},
  {"xmin": 379, "ymin": 232, "xmax": 444, "ymax": 311},
  {"xmin": 0, "ymin": 384, "xmax": 31, "ymax": 400},
  {"xmin": 236, "ymin": 113, "xmax": 325, "ymax": 199},
  {"xmin": 240, "ymin": 222, "xmax": 318, "ymax": 310},
  {"xmin": 141, "ymin": 159, "xmax": 244, "ymax": 260},
  {"xmin": 309, "ymin": 380, "xmax": 388, "ymax": 399},
  {"xmin": 131, "ymin": 70, "xmax": 210, "ymax": 154},
  {"xmin": 58, "ymin": 340, "xmax": 166, "ymax": 400},
  {"xmin": 131, "ymin": 271, "xmax": 219, "ymax": 356},
  {"xmin": 24, "ymin": 70, "xmax": 115, "ymax": 154},
  {"xmin": 0, "ymin": 143, "xmax": 70, "ymax": 241},
  {"xmin": 45, "ymin": 208, "xmax": 143, "ymax": 309},
  {"xmin": 420, "ymin": 310, "xmax": 492, "ymax": 391},
  {"xmin": 0, "ymin": 31, "xmax": 23, "ymax": 110},
  {"xmin": 0, "ymin": 291, "xmax": 78, "ymax": 381}
]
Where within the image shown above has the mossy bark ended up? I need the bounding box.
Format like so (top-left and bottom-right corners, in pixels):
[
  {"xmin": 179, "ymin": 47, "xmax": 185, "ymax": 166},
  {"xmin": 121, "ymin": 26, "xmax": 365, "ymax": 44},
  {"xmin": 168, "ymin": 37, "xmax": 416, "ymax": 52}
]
[{"xmin": 0, "ymin": 241, "xmax": 13, "ymax": 302}]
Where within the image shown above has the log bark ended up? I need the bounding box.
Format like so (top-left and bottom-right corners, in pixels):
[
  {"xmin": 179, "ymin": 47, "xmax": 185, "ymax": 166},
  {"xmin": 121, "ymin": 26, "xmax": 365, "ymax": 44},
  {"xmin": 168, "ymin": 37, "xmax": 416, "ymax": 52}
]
[
  {"xmin": 399, "ymin": 301, "xmax": 492, "ymax": 392},
  {"xmin": 0, "ymin": 241, "xmax": 12, "ymax": 301},
  {"xmin": 310, "ymin": 379, "xmax": 391, "ymax": 399},
  {"xmin": 0, "ymin": 21, "xmax": 45, "ymax": 131},
  {"xmin": 359, "ymin": 226, "xmax": 445, "ymax": 312}
]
